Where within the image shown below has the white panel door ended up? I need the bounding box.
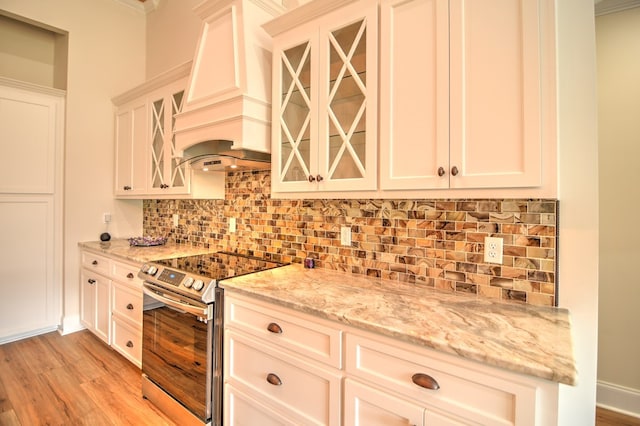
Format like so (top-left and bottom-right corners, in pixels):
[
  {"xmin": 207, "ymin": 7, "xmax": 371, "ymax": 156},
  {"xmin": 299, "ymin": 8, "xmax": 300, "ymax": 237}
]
[
  {"xmin": 379, "ymin": 0, "xmax": 449, "ymax": 190},
  {"xmin": 0, "ymin": 198, "xmax": 58, "ymax": 341},
  {"xmin": 449, "ymin": 0, "xmax": 542, "ymax": 188},
  {"xmin": 0, "ymin": 80, "xmax": 63, "ymax": 343}
]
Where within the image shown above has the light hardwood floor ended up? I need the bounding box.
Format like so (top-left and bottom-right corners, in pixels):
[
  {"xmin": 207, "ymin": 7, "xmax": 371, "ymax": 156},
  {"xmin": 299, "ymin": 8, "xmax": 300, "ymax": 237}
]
[
  {"xmin": 0, "ymin": 330, "xmax": 638, "ymax": 425},
  {"xmin": 0, "ymin": 330, "xmax": 174, "ymax": 425}
]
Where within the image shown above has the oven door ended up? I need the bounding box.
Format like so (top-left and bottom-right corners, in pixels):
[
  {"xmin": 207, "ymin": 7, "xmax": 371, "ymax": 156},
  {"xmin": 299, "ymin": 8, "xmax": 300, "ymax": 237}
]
[{"xmin": 142, "ymin": 282, "xmax": 213, "ymax": 422}]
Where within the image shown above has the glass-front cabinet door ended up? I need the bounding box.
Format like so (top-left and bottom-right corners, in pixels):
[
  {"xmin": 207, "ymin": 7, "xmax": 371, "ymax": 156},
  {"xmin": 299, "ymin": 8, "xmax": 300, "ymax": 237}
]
[
  {"xmin": 272, "ymin": 0, "xmax": 377, "ymax": 194},
  {"xmin": 149, "ymin": 79, "xmax": 189, "ymax": 195}
]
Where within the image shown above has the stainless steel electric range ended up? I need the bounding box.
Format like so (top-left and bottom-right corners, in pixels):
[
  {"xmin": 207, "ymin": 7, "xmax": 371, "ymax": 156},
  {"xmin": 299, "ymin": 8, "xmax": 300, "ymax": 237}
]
[{"xmin": 138, "ymin": 251, "xmax": 286, "ymax": 426}]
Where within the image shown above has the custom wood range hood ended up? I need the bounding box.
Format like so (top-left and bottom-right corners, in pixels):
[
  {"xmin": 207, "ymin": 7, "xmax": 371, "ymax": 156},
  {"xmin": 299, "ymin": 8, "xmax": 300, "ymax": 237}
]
[{"xmin": 173, "ymin": 0, "xmax": 285, "ymax": 168}]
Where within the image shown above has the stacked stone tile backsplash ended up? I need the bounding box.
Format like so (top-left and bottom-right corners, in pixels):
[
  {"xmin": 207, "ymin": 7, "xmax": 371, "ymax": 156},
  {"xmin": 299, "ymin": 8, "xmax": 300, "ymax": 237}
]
[{"xmin": 143, "ymin": 170, "xmax": 558, "ymax": 306}]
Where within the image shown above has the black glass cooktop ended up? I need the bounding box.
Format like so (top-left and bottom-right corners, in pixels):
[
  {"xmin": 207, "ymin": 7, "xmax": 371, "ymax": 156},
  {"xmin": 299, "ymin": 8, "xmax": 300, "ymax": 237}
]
[{"xmin": 153, "ymin": 251, "xmax": 286, "ymax": 281}]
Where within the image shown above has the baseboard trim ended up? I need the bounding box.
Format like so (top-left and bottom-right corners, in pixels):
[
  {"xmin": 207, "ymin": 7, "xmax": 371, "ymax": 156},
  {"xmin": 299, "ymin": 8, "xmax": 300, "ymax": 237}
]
[
  {"xmin": 60, "ymin": 315, "xmax": 84, "ymax": 335},
  {"xmin": 0, "ymin": 326, "xmax": 59, "ymax": 345},
  {"xmin": 597, "ymin": 380, "xmax": 640, "ymax": 418}
]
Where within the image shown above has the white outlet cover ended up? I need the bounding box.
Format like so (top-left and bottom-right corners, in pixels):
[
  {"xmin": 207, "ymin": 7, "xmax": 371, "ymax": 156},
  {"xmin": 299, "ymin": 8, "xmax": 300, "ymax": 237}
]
[
  {"xmin": 229, "ymin": 217, "xmax": 237, "ymax": 233},
  {"xmin": 484, "ymin": 236, "xmax": 504, "ymax": 264}
]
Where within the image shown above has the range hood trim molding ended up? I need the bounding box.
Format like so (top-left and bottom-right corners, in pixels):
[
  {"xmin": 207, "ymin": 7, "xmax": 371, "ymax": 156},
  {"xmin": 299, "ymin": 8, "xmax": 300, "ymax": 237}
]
[{"xmin": 174, "ymin": 0, "xmax": 284, "ymax": 155}]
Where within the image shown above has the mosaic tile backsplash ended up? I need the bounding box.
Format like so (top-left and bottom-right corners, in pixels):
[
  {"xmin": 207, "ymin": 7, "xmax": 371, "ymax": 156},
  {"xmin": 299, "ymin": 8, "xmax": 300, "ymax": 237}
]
[{"xmin": 143, "ymin": 171, "xmax": 558, "ymax": 306}]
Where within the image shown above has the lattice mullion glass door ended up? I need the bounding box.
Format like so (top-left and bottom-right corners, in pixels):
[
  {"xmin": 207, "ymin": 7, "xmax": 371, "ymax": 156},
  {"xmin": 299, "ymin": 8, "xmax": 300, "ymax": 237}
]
[
  {"xmin": 169, "ymin": 90, "xmax": 187, "ymax": 190},
  {"xmin": 150, "ymin": 97, "xmax": 166, "ymax": 189},
  {"xmin": 277, "ymin": 38, "xmax": 315, "ymax": 190},
  {"xmin": 318, "ymin": 5, "xmax": 377, "ymax": 191}
]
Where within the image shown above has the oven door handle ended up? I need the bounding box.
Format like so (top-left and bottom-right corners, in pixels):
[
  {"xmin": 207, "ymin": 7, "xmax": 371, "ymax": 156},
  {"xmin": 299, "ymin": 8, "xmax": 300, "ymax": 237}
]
[{"xmin": 142, "ymin": 285, "xmax": 209, "ymax": 318}]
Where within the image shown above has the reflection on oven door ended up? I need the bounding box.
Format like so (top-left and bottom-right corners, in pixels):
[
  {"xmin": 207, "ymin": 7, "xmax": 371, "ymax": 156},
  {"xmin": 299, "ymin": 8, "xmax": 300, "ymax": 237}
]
[{"xmin": 142, "ymin": 299, "xmax": 212, "ymax": 422}]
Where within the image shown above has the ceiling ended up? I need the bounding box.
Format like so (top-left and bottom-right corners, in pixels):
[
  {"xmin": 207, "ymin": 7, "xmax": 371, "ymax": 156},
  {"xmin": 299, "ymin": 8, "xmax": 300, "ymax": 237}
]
[{"xmin": 595, "ymin": 0, "xmax": 640, "ymax": 15}]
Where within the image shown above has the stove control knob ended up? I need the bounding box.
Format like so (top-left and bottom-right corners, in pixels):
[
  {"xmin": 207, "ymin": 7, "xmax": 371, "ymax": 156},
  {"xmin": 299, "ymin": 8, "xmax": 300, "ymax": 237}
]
[
  {"xmin": 141, "ymin": 264, "xmax": 150, "ymax": 273},
  {"xmin": 193, "ymin": 279, "xmax": 204, "ymax": 291},
  {"xmin": 147, "ymin": 266, "xmax": 158, "ymax": 276},
  {"xmin": 183, "ymin": 277, "xmax": 194, "ymax": 288}
]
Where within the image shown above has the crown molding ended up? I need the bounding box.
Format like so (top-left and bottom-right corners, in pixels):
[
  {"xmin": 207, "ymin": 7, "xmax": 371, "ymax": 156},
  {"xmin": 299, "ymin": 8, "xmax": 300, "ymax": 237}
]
[
  {"xmin": 595, "ymin": 0, "xmax": 640, "ymax": 16},
  {"xmin": 114, "ymin": 0, "xmax": 159, "ymax": 14}
]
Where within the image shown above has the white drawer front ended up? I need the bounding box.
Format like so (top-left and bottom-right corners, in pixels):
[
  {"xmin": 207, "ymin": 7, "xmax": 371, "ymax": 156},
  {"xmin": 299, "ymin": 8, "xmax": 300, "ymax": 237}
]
[
  {"xmin": 225, "ymin": 295, "xmax": 342, "ymax": 368},
  {"xmin": 112, "ymin": 282, "xmax": 142, "ymax": 327},
  {"xmin": 112, "ymin": 317, "xmax": 142, "ymax": 367},
  {"xmin": 111, "ymin": 260, "xmax": 141, "ymax": 287},
  {"xmin": 81, "ymin": 251, "xmax": 110, "ymax": 276},
  {"xmin": 345, "ymin": 333, "xmax": 538, "ymax": 426},
  {"xmin": 226, "ymin": 330, "xmax": 342, "ymax": 426},
  {"xmin": 224, "ymin": 384, "xmax": 301, "ymax": 426}
]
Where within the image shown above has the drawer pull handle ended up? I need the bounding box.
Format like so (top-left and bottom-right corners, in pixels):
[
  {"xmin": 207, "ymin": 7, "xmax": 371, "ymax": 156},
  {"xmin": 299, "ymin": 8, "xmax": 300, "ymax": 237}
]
[
  {"xmin": 88, "ymin": 279, "xmax": 96, "ymax": 285},
  {"xmin": 267, "ymin": 322, "xmax": 283, "ymax": 334},
  {"xmin": 92, "ymin": 260, "xmax": 98, "ymax": 266},
  {"xmin": 127, "ymin": 272, "xmax": 134, "ymax": 279},
  {"xmin": 411, "ymin": 373, "xmax": 440, "ymax": 390},
  {"xmin": 266, "ymin": 373, "xmax": 282, "ymax": 386},
  {"xmin": 126, "ymin": 303, "xmax": 134, "ymax": 310},
  {"xmin": 126, "ymin": 341, "xmax": 134, "ymax": 348}
]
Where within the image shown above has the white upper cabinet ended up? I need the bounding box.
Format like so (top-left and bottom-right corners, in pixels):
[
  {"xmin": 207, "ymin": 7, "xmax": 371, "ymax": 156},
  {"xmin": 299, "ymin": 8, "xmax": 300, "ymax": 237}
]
[
  {"xmin": 380, "ymin": 0, "xmax": 555, "ymax": 194},
  {"xmin": 266, "ymin": 0, "xmax": 378, "ymax": 194},
  {"xmin": 113, "ymin": 62, "xmax": 224, "ymax": 199}
]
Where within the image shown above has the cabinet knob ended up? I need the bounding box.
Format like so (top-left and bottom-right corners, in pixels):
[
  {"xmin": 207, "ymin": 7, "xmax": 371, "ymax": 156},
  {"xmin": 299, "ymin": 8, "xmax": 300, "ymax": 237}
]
[
  {"xmin": 266, "ymin": 373, "xmax": 282, "ymax": 386},
  {"xmin": 316, "ymin": 175, "xmax": 324, "ymax": 182},
  {"xmin": 451, "ymin": 166, "xmax": 459, "ymax": 176},
  {"xmin": 267, "ymin": 322, "xmax": 283, "ymax": 334},
  {"xmin": 308, "ymin": 175, "xmax": 316, "ymax": 183},
  {"xmin": 92, "ymin": 260, "xmax": 98, "ymax": 266},
  {"xmin": 88, "ymin": 279, "xmax": 96, "ymax": 285},
  {"xmin": 123, "ymin": 185, "xmax": 132, "ymax": 191},
  {"xmin": 160, "ymin": 184, "xmax": 169, "ymax": 189},
  {"xmin": 126, "ymin": 341, "xmax": 134, "ymax": 348},
  {"xmin": 437, "ymin": 167, "xmax": 445, "ymax": 177},
  {"xmin": 411, "ymin": 373, "xmax": 440, "ymax": 390},
  {"xmin": 126, "ymin": 272, "xmax": 134, "ymax": 279},
  {"xmin": 126, "ymin": 303, "xmax": 134, "ymax": 310}
]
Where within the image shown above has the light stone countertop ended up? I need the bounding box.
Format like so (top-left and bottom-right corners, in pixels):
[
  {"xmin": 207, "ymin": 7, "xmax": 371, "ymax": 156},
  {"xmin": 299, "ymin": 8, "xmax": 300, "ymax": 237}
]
[
  {"xmin": 220, "ymin": 263, "xmax": 577, "ymax": 386},
  {"xmin": 78, "ymin": 239, "xmax": 215, "ymax": 264},
  {"xmin": 77, "ymin": 240, "xmax": 576, "ymax": 385}
]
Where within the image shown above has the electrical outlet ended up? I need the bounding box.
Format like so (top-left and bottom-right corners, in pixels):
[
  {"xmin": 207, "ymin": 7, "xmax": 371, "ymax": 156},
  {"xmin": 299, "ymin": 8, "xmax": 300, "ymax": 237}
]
[
  {"xmin": 229, "ymin": 217, "xmax": 236, "ymax": 233},
  {"xmin": 340, "ymin": 226, "xmax": 351, "ymax": 246},
  {"xmin": 103, "ymin": 212, "xmax": 111, "ymax": 223},
  {"xmin": 484, "ymin": 236, "xmax": 503, "ymax": 264},
  {"xmin": 172, "ymin": 214, "xmax": 179, "ymax": 228}
]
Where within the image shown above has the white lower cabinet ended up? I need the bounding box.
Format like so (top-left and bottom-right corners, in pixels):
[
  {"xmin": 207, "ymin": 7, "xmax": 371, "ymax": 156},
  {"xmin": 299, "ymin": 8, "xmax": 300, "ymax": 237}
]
[
  {"xmin": 79, "ymin": 249, "xmax": 143, "ymax": 367},
  {"xmin": 224, "ymin": 294, "xmax": 343, "ymax": 425},
  {"xmin": 223, "ymin": 292, "xmax": 561, "ymax": 426}
]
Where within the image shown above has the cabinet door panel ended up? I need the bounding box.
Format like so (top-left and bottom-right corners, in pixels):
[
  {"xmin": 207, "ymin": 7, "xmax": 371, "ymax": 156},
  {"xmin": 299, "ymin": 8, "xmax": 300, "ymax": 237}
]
[
  {"xmin": 345, "ymin": 378, "xmax": 425, "ymax": 426},
  {"xmin": 318, "ymin": 3, "xmax": 378, "ymax": 191},
  {"xmin": 449, "ymin": 0, "xmax": 542, "ymax": 188},
  {"xmin": 380, "ymin": 0, "xmax": 449, "ymax": 190}
]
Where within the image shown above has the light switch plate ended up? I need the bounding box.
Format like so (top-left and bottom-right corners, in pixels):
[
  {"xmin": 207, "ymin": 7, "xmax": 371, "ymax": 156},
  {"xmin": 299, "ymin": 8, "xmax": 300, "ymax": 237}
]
[
  {"xmin": 341, "ymin": 226, "xmax": 351, "ymax": 246},
  {"xmin": 484, "ymin": 236, "xmax": 503, "ymax": 264},
  {"xmin": 229, "ymin": 217, "xmax": 236, "ymax": 233}
]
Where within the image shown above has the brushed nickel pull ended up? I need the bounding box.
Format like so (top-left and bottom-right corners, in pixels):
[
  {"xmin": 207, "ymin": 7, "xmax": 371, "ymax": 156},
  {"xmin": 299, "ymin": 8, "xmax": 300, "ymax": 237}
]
[
  {"xmin": 126, "ymin": 272, "xmax": 134, "ymax": 279},
  {"xmin": 92, "ymin": 260, "xmax": 98, "ymax": 266},
  {"xmin": 308, "ymin": 175, "xmax": 316, "ymax": 183},
  {"xmin": 451, "ymin": 166, "xmax": 459, "ymax": 176},
  {"xmin": 266, "ymin": 373, "xmax": 282, "ymax": 386},
  {"xmin": 126, "ymin": 341, "xmax": 134, "ymax": 348},
  {"xmin": 88, "ymin": 279, "xmax": 96, "ymax": 285},
  {"xmin": 437, "ymin": 167, "xmax": 445, "ymax": 177},
  {"xmin": 267, "ymin": 322, "xmax": 283, "ymax": 334},
  {"xmin": 126, "ymin": 303, "xmax": 134, "ymax": 310},
  {"xmin": 411, "ymin": 373, "xmax": 440, "ymax": 390},
  {"xmin": 316, "ymin": 175, "xmax": 324, "ymax": 182}
]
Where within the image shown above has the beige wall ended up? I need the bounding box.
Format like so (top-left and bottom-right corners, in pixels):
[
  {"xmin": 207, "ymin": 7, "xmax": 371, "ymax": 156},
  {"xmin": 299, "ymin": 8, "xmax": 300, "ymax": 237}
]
[
  {"xmin": 0, "ymin": 0, "xmax": 146, "ymax": 331},
  {"xmin": 145, "ymin": 0, "xmax": 201, "ymax": 78},
  {"xmin": 596, "ymin": 6, "xmax": 640, "ymax": 412}
]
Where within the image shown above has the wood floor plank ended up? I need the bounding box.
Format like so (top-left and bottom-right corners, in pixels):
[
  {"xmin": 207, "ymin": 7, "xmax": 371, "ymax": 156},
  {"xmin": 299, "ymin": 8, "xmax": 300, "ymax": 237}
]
[{"xmin": 0, "ymin": 330, "xmax": 175, "ymax": 426}]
